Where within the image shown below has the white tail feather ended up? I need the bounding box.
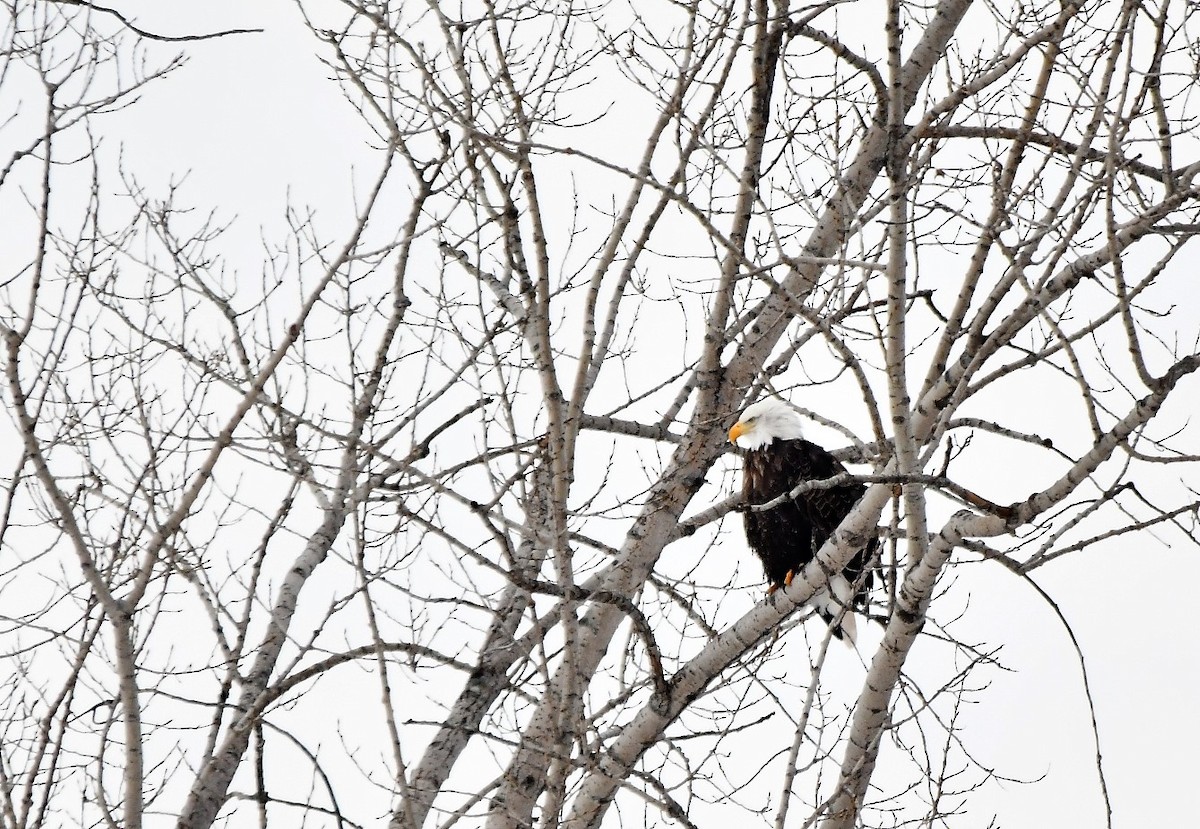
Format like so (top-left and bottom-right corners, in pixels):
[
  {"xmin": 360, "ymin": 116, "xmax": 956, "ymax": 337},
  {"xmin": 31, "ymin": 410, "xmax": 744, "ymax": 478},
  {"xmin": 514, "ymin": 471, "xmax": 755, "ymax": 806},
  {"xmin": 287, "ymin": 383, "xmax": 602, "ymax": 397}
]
[
  {"xmin": 835, "ymin": 607, "xmax": 857, "ymax": 646},
  {"xmin": 818, "ymin": 575, "xmax": 858, "ymax": 646}
]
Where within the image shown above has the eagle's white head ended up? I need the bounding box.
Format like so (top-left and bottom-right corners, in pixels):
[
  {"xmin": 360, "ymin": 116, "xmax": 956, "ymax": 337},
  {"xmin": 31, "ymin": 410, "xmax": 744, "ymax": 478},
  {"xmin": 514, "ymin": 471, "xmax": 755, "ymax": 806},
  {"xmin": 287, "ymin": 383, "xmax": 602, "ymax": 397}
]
[{"xmin": 728, "ymin": 398, "xmax": 805, "ymax": 450}]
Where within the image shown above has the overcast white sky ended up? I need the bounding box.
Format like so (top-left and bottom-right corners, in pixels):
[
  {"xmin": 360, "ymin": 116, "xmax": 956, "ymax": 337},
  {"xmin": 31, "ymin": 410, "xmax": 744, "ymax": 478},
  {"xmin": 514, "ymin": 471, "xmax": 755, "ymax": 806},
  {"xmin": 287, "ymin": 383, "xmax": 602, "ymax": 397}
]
[{"xmin": 5, "ymin": 1, "xmax": 1199, "ymax": 826}]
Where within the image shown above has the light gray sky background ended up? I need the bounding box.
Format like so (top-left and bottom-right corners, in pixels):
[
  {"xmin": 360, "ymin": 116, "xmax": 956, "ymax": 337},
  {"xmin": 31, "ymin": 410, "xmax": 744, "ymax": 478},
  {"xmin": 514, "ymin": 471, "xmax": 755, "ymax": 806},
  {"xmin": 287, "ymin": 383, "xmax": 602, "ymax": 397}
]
[{"xmin": 6, "ymin": 1, "xmax": 1198, "ymax": 826}]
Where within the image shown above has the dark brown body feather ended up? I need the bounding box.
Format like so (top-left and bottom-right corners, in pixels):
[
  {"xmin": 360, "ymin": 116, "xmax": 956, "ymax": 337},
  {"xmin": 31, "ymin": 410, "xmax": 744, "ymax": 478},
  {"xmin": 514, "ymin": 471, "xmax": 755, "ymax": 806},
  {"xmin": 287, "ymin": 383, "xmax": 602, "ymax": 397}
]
[{"xmin": 742, "ymin": 438, "xmax": 875, "ymax": 628}]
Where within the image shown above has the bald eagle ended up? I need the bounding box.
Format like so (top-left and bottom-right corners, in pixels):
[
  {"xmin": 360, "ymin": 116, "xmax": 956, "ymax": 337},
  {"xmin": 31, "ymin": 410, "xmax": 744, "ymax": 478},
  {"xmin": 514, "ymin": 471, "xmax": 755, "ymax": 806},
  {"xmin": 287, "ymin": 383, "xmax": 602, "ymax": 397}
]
[{"xmin": 728, "ymin": 398, "xmax": 876, "ymax": 643}]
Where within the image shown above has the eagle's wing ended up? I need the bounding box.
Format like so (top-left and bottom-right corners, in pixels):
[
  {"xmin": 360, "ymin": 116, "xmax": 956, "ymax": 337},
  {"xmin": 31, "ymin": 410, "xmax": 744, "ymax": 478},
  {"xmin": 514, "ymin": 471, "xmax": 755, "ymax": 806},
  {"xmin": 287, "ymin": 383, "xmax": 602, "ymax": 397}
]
[
  {"xmin": 742, "ymin": 447, "xmax": 814, "ymax": 588},
  {"xmin": 779, "ymin": 439, "xmax": 877, "ymax": 605}
]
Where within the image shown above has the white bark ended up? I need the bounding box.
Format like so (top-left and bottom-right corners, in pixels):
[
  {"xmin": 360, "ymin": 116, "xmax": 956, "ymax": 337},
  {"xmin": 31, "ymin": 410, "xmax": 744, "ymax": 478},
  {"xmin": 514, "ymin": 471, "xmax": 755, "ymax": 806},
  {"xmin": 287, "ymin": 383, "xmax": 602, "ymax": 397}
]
[
  {"xmin": 563, "ymin": 485, "xmax": 893, "ymax": 829},
  {"xmin": 6, "ymin": 2, "xmax": 1200, "ymax": 827},
  {"xmin": 820, "ymin": 352, "xmax": 1200, "ymax": 826}
]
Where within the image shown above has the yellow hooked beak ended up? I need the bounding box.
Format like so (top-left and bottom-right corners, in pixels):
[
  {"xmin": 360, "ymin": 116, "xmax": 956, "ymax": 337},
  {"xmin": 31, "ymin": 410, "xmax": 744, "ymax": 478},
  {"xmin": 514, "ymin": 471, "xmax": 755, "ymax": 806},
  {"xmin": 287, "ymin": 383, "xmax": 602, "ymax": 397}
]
[{"xmin": 728, "ymin": 421, "xmax": 747, "ymax": 443}]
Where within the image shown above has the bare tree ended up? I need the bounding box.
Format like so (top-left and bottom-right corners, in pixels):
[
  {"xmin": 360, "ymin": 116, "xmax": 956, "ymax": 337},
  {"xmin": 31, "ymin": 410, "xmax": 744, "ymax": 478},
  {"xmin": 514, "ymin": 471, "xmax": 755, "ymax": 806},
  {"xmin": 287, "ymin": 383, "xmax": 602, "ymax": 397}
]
[{"xmin": 2, "ymin": 1, "xmax": 1199, "ymax": 827}]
